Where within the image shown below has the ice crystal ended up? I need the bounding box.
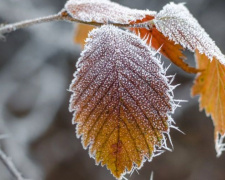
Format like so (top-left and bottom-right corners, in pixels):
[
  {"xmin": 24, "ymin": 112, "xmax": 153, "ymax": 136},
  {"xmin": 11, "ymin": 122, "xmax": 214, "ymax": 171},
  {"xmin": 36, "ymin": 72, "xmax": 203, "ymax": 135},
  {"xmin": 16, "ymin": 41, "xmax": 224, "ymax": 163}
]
[
  {"xmin": 215, "ymin": 132, "xmax": 225, "ymax": 157},
  {"xmin": 65, "ymin": 0, "xmax": 156, "ymax": 24},
  {"xmin": 69, "ymin": 25, "xmax": 177, "ymax": 179},
  {"xmin": 154, "ymin": 2, "xmax": 225, "ymax": 65}
]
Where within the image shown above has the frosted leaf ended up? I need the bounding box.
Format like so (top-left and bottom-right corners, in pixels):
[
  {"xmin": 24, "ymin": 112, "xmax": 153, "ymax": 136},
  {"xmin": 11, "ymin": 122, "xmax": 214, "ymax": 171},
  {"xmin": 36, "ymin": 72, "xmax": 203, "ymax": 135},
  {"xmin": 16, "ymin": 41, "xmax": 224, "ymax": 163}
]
[
  {"xmin": 154, "ymin": 2, "xmax": 225, "ymax": 65},
  {"xmin": 192, "ymin": 51, "xmax": 225, "ymax": 157},
  {"xmin": 65, "ymin": 0, "xmax": 156, "ymax": 24},
  {"xmin": 69, "ymin": 25, "xmax": 176, "ymax": 179}
]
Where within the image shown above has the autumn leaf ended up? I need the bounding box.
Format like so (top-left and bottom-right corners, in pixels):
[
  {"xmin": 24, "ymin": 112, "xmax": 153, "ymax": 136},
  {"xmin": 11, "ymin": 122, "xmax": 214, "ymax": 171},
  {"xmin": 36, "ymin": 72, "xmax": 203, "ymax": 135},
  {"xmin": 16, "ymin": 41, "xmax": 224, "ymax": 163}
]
[
  {"xmin": 131, "ymin": 16, "xmax": 199, "ymax": 74},
  {"xmin": 192, "ymin": 50, "xmax": 225, "ymax": 157},
  {"xmin": 69, "ymin": 25, "xmax": 175, "ymax": 179},
  {"xmin": 154, "ymin": 2, "xmax": 225, "ymax": 65},
  {"xmin": 65, "ymin": 0, "xmax": 156, "ymax": 24},
  {"xmin": 74, "ymin": 24, "xmax": 94, "ymax": 48}
]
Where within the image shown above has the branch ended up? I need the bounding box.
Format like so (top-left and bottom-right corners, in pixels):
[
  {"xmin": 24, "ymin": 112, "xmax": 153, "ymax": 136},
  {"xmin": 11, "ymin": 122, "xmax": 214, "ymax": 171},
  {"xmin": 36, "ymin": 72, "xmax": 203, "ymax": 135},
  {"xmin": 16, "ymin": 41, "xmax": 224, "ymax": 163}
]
[
  {"xmin": 0, "ymin": 9, "xmax": 154, "ymax": 35},
  {"xmin": 0, "ymin": 13, "xmax": 62, "ymax": 34},
  {"xmin": 0, "ymin": 148, "xmax": 28, "ymax": 180}
]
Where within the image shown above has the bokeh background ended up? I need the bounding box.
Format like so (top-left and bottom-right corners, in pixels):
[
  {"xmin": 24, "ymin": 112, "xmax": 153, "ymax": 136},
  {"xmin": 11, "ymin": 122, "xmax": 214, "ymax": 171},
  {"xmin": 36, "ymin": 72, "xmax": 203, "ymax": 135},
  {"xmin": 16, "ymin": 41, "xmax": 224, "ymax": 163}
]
[{"xmin": 0, "ymin": 0, "xmax": 225, "ymax": 180}]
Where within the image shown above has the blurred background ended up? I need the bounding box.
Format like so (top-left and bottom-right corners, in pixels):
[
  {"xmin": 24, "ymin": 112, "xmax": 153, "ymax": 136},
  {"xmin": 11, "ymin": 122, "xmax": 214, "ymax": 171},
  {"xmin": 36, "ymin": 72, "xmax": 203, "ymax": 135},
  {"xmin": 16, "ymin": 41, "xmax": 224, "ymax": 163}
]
[{"xmin": 0, "ymin": 0, "xmax": 225, "ymax": 180}]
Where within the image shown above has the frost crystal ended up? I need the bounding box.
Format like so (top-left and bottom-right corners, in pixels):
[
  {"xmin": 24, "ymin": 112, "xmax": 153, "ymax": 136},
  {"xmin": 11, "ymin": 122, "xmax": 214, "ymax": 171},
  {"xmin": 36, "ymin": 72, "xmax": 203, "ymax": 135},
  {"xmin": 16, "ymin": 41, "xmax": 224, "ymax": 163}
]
[
  {"xmin": 69, "ymin": 25, "xmax": 177, "ymax": 179},
  {"xmin": 215, "ymin": 132, "xmax": 225, "ymax": 157},
  {"xmin": 65, "ymin": 0, "xmax": 156, "ymax": 24},
  {"xmin": 154, "ymin": 2, "xmax": 225, "ymax": 65}
]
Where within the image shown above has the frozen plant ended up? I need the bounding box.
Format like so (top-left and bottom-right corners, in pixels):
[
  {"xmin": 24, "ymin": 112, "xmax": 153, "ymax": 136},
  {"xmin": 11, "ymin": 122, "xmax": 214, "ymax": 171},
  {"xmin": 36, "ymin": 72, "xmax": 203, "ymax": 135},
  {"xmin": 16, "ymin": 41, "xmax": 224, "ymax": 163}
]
[{"xmin": 0, "ymin": 0, "xmax": 225, "ymax": 179}]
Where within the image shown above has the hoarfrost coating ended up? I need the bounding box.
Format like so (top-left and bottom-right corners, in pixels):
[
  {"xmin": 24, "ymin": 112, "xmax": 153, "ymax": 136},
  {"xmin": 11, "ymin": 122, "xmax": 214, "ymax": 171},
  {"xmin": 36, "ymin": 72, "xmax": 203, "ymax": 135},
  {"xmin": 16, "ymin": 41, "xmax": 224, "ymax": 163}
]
[
  {"xmin": 65, "ymin": 0, "xmax": 156, "ymax": 24},
  {"xmin": 154, "ymin": 2, "xmax": 225, "ymax": 65}
]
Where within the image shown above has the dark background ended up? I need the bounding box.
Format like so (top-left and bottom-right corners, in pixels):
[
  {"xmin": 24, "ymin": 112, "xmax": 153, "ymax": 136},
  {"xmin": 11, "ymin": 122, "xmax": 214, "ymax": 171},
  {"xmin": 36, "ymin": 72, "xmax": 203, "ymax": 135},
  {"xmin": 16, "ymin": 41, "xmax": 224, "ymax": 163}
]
[{"xmin": 0, "ymin": 0, "xmax": 225, "ymax": 180}]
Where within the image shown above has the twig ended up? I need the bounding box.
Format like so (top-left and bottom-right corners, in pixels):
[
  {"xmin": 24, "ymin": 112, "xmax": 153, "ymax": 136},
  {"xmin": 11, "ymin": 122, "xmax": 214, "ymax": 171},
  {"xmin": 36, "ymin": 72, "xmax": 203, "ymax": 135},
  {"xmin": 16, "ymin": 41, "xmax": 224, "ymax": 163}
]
[
  {"xmin": 0, "ymin": 13, "xmax": 62, "ymax": 34},
  {"xmin": 0, "ymin": 149, "xmax": 27, "ymax": 180},
  {"xmin": 0, "ymin": 9, "xmax": 154, "ymax": 35}
]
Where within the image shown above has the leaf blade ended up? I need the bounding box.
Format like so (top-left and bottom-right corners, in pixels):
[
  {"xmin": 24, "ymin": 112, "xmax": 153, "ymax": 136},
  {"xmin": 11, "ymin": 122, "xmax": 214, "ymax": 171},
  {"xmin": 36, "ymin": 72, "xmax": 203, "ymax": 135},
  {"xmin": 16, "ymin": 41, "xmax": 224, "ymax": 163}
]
[
  {"xmin": 70, "ymin": 25, "xmax": 175, "ymax": 179},
  {"xmin": 192, "ymin": 50, "xmax": 225, "ymax": 156}
]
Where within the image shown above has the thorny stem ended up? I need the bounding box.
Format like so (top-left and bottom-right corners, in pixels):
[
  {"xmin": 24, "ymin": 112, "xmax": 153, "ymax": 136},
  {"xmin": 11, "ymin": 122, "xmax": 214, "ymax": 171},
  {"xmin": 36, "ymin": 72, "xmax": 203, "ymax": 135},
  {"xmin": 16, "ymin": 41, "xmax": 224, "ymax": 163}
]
[{"xmin": 0, "ymin": 9, "xmax": 154, "ymax": 35}]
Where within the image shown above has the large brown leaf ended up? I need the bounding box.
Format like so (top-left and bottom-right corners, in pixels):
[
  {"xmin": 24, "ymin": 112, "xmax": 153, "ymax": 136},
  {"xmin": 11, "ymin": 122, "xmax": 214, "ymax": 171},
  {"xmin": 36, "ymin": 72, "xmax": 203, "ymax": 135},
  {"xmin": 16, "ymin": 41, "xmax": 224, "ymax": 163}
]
[
  {"xmin": 69, "ymin": 25, "xmax": 175, "ymax": 179},
  {"xmin": 192, "ymin": 50, "xmax": 225, "ymax": 156}
]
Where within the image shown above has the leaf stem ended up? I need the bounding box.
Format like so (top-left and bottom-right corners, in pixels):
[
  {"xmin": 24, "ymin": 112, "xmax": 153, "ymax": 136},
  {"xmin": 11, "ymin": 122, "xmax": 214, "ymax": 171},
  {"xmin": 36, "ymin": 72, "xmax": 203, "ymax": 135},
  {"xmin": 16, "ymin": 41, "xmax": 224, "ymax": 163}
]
[{"xmin": 0, "ymin": 9, "xmax": 154, "ymax": 35}]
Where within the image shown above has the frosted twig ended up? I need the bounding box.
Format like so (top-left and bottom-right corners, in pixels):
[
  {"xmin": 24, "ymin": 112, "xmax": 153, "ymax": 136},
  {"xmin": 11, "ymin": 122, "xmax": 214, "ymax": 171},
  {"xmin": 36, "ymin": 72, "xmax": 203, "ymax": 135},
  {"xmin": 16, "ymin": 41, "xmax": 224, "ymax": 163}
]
[
  {"xmin": 0, "ymin": 13, "xmax": 62, "ymax": 35},
  {"xmin": 0, "ymin": 9, "xmax": 154, "ymax": 35},
  {"xmin": 0, "ymin": 149, "xmax": 27, "ymax": 180}
]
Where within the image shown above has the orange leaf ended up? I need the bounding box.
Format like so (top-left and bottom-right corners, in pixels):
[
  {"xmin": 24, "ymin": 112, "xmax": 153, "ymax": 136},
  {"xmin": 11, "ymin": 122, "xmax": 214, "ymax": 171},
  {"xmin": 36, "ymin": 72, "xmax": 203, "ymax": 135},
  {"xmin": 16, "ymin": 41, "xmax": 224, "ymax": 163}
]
[
  {"xmin": 74, "ymin": 24, "xmax": 94, "ymax": 48},
  {"xmin": 131, "ymin": 16, "xmax": 199, "ymax": 74},
  {"xmin": 192, "ymin": 50, "xmax": 225, "ymax": 156},
  {"xmin": 69, "ymin": 25, "xmax": 175, "ymax": 179}
]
